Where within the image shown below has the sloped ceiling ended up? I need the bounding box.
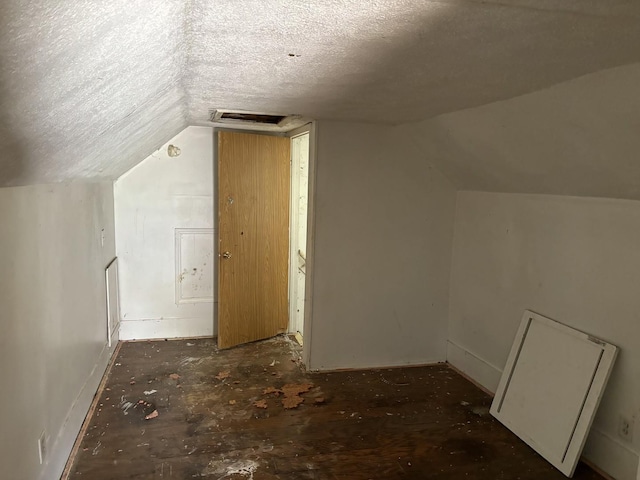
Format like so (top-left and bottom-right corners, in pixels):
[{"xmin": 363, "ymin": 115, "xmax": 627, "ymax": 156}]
[
  {"xmin": 1, "ymin": 0, "xmax": 639, "ymax": 189},
  {"xmin": 405, "ymin": 63, "xmax": 640, "ymax": 200}
]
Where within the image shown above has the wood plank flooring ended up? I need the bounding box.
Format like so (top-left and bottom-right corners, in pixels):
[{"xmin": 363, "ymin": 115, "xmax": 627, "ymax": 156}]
[{"xmin": 65, "ymin": 336, "xmax": 605, "ymax": 479}]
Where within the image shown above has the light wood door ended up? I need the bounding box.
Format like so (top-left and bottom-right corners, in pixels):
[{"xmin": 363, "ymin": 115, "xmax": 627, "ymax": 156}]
[{"xmin": 218, "ymin": 131, "xmax": 291, "ymax": 349}]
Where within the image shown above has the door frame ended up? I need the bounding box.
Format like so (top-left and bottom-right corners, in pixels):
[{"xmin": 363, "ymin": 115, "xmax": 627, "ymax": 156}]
[{"xmin": 212, "ymin": 122, "xmax": 317, "ymax": 366}]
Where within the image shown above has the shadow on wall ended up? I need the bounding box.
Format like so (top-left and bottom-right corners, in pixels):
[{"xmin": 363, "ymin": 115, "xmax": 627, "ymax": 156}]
[
  {"xmin": 0, "ymin": 2, "xmax": 27, "ymax": 185},
  {"xmin": 311, "ymin": 2, "xmax": 640, "ymax": 123},
  {"xmin": 187, "ymin": 0, "xmax": 640, "ymax": 124},
  {"xmin": 0, "ymin": 80, "xmax": 27, "ymax": 184}
]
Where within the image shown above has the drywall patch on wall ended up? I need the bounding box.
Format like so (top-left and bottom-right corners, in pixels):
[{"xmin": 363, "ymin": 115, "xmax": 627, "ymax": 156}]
[
  {"xmin": 115, "ymin": 126, "xmax": 214, "ymax": 340},
  {"xmin": 175, "ymin": 228, "xmax": 214, "ymax": 304},
  {"xmin": 449, "ymin": 191, "xmax": 640, "ymax": 479}
]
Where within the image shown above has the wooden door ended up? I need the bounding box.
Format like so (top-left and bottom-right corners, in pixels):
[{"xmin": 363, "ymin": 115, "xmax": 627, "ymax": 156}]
[{"xmin": 218, "ymin": 131, "xmax": 291, "ymax": 349}]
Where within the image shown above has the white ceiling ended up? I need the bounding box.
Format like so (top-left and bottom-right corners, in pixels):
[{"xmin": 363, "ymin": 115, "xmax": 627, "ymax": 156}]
[{"xmin": 1, "ymin": 0, "xmax": 639, "ymax": 189}]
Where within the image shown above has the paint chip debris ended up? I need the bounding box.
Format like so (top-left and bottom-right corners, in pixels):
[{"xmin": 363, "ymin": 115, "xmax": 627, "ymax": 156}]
[
  {"xmin": 137, "ymin": 400, "xmax": 159, "ymax": 420},
  {"xmin": 281, "ymin": 383, "xmax": 313, "ymax": 397},
  {"xmin": 283, "ymin": 395, "xmax": 304, "ymax": 409},
  {"xmin": 145, "ymin": 409, "xmax": 159, "ymax": 420},
  {"xmin": 143, "ymin": 390, "xmax": 157, "ymax": 395},
  {"xmin": 169, "ymin": 373, "xmax": 180, "ymax": 380},
  {"xmin": 261, "ymin": 383, "xmax": 315, "ymax": 410},
  {"xmin": 254, "ymin": 399, "xmax": 268, "ymax": 409},
  {"xmin": 215, "ymin": 370, "xmax": 231, "ymax": 380}
]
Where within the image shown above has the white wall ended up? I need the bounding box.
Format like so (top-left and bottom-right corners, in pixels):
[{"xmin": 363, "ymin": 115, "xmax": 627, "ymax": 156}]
[
  {"xmin": 307, "ymin": 121, "xmax": 457, "ymax": 370},
  {"xmin": 404, "ymin": 63, "xmax": 640, "ymax": 201},
  {"xmin": 0, "ymin": 181, "xmax": 116, "ymax": 480},
  {"xmin": 115, "ymin": 126, "xmax": 214, "ymax": 340},
  {"xmin": 449, "ymin": 191, "xmax": 640, "ymax": 480}
]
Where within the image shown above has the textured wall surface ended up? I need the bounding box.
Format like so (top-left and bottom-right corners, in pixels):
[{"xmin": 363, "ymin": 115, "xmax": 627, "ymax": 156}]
[{"xmin": 1, "ymin": 0, "xmax": 640, "ymax": 190}]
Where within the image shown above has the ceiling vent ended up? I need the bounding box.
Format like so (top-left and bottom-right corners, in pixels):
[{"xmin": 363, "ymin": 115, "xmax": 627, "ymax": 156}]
[{"xmin": 209, "ymin": 109, "xmax": 303, "ymax": 130}]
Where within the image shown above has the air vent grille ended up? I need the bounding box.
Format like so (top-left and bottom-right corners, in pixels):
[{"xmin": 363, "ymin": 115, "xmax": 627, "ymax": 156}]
[
  {"xmin": 209, "ymin": 109, "xmax": 306, "ymax": 131},
  {"xmin": 219, "ymin": 112, "xmax": 286, "ymax": 124}
]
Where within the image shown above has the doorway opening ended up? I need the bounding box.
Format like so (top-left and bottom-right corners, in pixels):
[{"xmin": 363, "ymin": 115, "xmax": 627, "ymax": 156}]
[
  {"xmin": 288, "ymin": 131, "xmax": 310, "ymax": 345},
  {"xmin": 215, "ymin": 124, "xmax": 315, "ymax": 362}
]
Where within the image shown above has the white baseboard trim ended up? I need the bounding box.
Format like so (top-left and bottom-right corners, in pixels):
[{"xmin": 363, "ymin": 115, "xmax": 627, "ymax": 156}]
[
  {"xmin": 446, "ymin": 340, "xmax": 502, "ymax": 393},
  {"xmin": 583, "ymin": 425, "xmax": 640, "ymax": 480},
  {"xmin": 38, "ymin": 341, "xmax": 117, "ymax": 480},
  {"xmin": 308, "ymin": 353, "xmax": 445, "ymax": 372},
  {"xmin": 119, "ymin": 317, "xmax": 214, "ymax": 340}
]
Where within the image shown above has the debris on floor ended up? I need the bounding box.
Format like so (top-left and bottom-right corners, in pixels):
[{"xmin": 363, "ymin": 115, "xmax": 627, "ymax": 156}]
[
  {"xmin": 136, "ymin": 400, "xmax": 159, "ymax": 420},
  {"xmin": 253, "ymin": 399, "xmax": 268, "ymax": 409},
  {"xmin": 67, "ymin": 336, "xmax": 607, "ymax": 480},
  {"xmin": 145, "ymin": 410, "xmax": 159, "ymax": 420},
  {"xmin": 282, "ymin": 395, "xmax": 304, "ymax": 409},
  {"xmin": 280, "ymin": 383, "xmax": 313, "ymax": 397},
  {"xmin": 214, "ymin": 370, "xmax": 231, "ymax": 380},
  {"xmin": 263, "ymin": 386, "xmax": 280, "ymax": 396},
  {"xmin": 260, "ymin": 383, "xmax": 315, "ymax": 409},
  {"xmin": 201, "ymin": 458, "xmax": 259, "ymax": 479},
  {"xmin": 119, "ymin": 396, "xmax": 135, "ymax": 415}
]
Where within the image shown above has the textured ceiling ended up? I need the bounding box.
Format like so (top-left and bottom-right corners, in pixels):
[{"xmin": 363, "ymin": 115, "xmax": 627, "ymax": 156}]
[{"xmin": 1, "ymin": 0, "xmax": 639, "ymax": 187}]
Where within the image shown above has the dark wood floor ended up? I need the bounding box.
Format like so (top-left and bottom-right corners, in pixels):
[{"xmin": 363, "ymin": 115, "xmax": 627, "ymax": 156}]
[{"xmin": 66, "ymin": 336, "xmax": 604, "ymax": 479}]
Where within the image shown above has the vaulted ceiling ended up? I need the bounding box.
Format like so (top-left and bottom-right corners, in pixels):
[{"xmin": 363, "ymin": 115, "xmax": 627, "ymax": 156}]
[{"xmin": 1, "ymin": 0, "xmax": 639, "ymax": 189}]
